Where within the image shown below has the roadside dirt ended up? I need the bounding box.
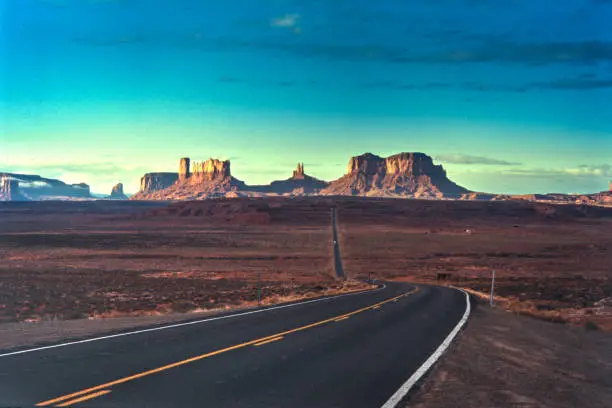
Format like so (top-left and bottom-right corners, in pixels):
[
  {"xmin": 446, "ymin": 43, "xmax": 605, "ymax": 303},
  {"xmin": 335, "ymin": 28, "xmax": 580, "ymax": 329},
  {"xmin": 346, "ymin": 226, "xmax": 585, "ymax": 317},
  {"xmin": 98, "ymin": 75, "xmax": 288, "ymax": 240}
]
[
  {"xmin": 409, "ymin": 301, "xmax": 612, "ymax": 408},
  {"xmin": 0, "ymin": 281, "xmax": 372, "ymax": 351}
]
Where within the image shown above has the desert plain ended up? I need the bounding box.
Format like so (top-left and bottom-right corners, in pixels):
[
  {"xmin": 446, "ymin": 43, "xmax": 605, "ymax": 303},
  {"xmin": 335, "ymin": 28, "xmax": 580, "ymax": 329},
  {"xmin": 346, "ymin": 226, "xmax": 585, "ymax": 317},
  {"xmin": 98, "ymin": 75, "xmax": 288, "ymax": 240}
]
[{"xmin": 0, "ymin": 197, "xmax": 610, "ymax": 331}]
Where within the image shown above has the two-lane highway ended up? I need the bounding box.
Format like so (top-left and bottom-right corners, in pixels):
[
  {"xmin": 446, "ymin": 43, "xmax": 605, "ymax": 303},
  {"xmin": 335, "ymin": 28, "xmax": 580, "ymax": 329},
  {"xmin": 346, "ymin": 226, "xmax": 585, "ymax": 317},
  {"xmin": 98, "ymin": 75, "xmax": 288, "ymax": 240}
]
[{"xmin": 0, "ymin": 282, "xmax": 468, "ymax": 407}]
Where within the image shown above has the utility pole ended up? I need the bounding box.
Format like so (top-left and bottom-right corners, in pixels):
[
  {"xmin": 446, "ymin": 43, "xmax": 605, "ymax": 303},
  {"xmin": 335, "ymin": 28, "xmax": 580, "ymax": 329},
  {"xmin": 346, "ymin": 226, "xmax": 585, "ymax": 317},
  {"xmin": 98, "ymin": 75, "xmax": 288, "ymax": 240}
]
[
  {"xmin": 490, "ymin": 270, "xmax": 495, "ymax": 307},
  {"xmin": 257, "ymin": 270, "xmax": 261, "ymax": 306}
]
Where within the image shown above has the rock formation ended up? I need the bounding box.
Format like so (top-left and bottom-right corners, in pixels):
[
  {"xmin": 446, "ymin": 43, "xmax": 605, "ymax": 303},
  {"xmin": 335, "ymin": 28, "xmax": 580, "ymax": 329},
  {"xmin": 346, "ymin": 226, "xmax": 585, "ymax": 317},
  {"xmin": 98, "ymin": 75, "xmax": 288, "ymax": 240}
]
[
  {"xmin": 179, "ymin": 158, "xmax": 191, "ymax": 182},
  {"xmin": 110, "ymin": 183, "xmax": 128, "ymax": 200},
  {"xmin": 139, "ymin": 173, "xmax": 179, "ymax": 194},
  {"xmin": 293, "ymin": 163, "xmax": 305, "ymax": 179},
  {"xmin": 0, "ymin": 176, "xmax": 28, "ymax": 201},
  {"xmin": 133, "ymin": 157, "xmax": 246, "ymax": 200},
  {"xmin": 321, "ymin": 152, "xmax": 469, "ymax": 198},
  {"xmin": 266, "ymin": 163, "xmax": 329, "ymax": 195},
  {"xmin": 0, "ymin": 172, "xmax": 89, "ymax": 200},
  {"xmin": 190, "ymin": 158, "xmax": 232, "ymax": 182}
]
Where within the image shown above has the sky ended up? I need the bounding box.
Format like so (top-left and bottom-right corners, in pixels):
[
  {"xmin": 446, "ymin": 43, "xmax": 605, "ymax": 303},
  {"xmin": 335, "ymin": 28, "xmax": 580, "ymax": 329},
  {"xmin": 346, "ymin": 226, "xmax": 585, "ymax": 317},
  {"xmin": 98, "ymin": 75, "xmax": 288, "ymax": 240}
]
[{"xmin": 1, "ymin": 0, "xmax": 611, "ymax": 194}]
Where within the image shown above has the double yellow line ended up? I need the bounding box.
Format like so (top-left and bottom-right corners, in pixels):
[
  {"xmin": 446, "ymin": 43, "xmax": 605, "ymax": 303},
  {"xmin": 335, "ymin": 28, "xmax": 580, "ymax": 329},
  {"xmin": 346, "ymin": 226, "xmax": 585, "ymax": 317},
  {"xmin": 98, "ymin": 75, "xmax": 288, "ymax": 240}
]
[{"xmin": 37, "ymin": 288, "xmax": 418, "ymax": 407}]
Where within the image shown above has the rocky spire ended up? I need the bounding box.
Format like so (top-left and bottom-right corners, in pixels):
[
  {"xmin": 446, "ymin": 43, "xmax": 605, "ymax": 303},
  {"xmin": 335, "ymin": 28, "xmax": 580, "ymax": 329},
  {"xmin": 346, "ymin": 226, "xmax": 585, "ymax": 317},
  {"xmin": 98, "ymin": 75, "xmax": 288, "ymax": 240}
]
[
  {"xmin": 110, "ymin": 183, "xmax": 128, "ymax": 200},
  {"xmin": 179, "ymin": 157, "xmax": 191, "ymax": 182},
  {"xmin": 292, "ymin": 162, "xmax": 305, "ymax": 179}
]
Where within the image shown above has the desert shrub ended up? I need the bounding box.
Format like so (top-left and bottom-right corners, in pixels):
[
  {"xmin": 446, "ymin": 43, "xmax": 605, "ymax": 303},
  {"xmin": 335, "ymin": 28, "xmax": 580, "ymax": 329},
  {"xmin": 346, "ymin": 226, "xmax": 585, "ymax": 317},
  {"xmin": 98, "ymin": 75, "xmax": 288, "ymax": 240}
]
[
  {"xmin": 585, "ymin": 320, "xmax": 600, "ymax": 331},
  {"xmin": 61, "ymin": 310, "xmax": 87, "ymax": 320},
  {"xmin": 170, "ymin": 300, "xmax": 197, "ymax": 313}
]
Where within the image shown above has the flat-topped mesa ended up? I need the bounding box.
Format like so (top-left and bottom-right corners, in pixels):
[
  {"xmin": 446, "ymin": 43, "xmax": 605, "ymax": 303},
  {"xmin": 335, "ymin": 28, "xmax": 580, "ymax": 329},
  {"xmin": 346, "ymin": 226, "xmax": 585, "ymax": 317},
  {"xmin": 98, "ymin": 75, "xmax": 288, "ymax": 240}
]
[
  {"xmin": 292, "ymin": 162, "xmax": 305, "ymax": 179},
  {"xmin": 179, "ymin": 157, "xmax": 191, "ymax": 182},
  {"xmin": 322, "ymin": 152, "xmax": 469, "ymax": 197},
  {"xmin": 190, "ymin": 158, "xmax": 231, "ymax": 182},
  {"xmin": 347, "ymin": 153, "xmax": 386, "ymax": 175},
  {"xmin": 384, "ymin": 152, "xmax": 446, "ymax": 177},
  {"xmin": 140, "ymin": 173, "xmax": 178, "ymax": 194}
]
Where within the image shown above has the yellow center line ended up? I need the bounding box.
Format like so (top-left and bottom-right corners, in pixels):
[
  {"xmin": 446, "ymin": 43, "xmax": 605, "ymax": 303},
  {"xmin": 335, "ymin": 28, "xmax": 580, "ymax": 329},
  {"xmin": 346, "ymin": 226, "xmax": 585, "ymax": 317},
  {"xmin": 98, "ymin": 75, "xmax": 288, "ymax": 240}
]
[
  {"xmin": 36, "ymin": 288, "xmax": 419, "ymax": 407},
  {"xmin": 55, "ymin": 390, "xmax": 111, "ymax": 407},
  {"xmin": 254, "ymin": 336, "xmax": 284, "ymax": 346},
  {"xmin": 334, "ymin": 316, "xmax": 350, "ymax": 322}
]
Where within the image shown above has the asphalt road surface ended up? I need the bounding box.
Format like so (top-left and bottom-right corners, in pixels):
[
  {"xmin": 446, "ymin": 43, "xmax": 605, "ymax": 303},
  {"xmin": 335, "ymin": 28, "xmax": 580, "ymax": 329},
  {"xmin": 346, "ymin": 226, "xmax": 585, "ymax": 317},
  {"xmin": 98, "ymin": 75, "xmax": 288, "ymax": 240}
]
[
  {"xmin": 331, "ymin": 207, "xmax": 346, "ymax": 279},
  {"xmin": 0, "ymin": 282, "xmax": 467, "ymax": 408}
]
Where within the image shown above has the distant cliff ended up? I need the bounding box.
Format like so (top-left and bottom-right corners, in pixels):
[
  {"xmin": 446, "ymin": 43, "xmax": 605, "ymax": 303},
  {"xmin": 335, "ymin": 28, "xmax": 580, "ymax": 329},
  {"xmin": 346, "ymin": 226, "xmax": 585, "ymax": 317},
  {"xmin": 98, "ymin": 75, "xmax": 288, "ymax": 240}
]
[
  {"xmin": 0, "ymin": 173, "xmax": 90, "ymax": 201},
  {"xmin": 110, "ymin": 183, "xmax": 128, "ymax": 200},
  {"xmin": 133, "ymin": 153, "xmax": 467, "ymax": 200},
  {"xmin": 139, "ymin": 173, "xmax": 179, "ymax": 195},
  {"xmin": 129, "ymin": 154, "xmax": 611, "ymax": 206},
  {"xmin": 0, "ymin": 176, "xmax": 29, "ymax": 201},
  {"xmin": 321, "ymin": 152, "xmax": 469, "ymax": 198},
  {"xmin": 266, "ymin": 163, "xmax": 329, "ymax": 195},
  {"xmin": 133, "ymin": 158, "xmax": 245, "ymax": 200}
]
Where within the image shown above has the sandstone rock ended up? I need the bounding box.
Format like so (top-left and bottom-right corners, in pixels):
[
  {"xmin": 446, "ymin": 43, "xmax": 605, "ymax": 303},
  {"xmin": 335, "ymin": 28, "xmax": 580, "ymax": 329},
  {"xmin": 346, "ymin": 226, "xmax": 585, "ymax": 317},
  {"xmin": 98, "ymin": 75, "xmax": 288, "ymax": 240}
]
[
  {"xmin": 191, "ymin": 158, "xmax": 231, "ymax": 181},
  {"xmin": 134, "ymin": 157, "xmax": 246, "ymax": 200},
  {"xmin": 110, "ymin": 183, "xmax": 128, "ymax": 200},
  {"xmin": 265, "ymin": 163, "xmax": 328, "ymax": 195},
  {"xmin": 347, "ymin": 153, "xmax": 386, "ymax": 175},
  {"xmin": 179, "ymin": 157, "xmax": 191, "ymax": 182},
  {"xmin": 322, "ymin": 152, "xmax": 469, "ymax": 198},
  {"xmin": 293, "ymin": 163, "xmax": 305, "ymax": 179},
  {"xmin": 139, "ymin": 173, "xmax": 178, "ymax": 194}
]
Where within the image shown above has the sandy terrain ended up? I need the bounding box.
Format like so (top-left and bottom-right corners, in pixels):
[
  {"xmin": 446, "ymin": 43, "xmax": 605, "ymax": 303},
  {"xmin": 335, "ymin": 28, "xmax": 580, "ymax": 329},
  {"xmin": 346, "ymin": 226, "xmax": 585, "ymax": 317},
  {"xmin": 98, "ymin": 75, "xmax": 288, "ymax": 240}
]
[
  {"xmin": 1, "ymin": 196, "xmax": 610, "ymax": 339},
  {"xmin": 333, "ymin": 198, "xmax": 612, "ymax": 330},
  {"xmin": 0, "ymin": 200, "xmax": 360, "ymax": 326},
  {"xmin": 410, "ymin": 300, "xmax": 612, "ymax": 408}
]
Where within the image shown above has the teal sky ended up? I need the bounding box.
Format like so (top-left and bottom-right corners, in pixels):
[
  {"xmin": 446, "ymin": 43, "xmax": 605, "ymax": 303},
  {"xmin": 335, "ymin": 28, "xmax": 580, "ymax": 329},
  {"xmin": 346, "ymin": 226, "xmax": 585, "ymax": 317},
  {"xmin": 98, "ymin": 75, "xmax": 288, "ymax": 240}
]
[{"xmin": 1, "ymin": 0, "xmax": 611, "ymax": 194}]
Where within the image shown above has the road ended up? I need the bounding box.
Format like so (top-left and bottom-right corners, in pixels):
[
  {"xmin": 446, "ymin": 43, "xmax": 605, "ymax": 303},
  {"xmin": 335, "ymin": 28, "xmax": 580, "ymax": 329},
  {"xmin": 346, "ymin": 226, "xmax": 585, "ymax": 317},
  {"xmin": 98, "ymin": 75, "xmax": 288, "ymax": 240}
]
[
  {"xmin": 0, "ymin": 282, "xmax": 468, "ymax": 408},
  {"xmin": 331, "ymin": 207, "xmax": 346, "ymax": 279}
]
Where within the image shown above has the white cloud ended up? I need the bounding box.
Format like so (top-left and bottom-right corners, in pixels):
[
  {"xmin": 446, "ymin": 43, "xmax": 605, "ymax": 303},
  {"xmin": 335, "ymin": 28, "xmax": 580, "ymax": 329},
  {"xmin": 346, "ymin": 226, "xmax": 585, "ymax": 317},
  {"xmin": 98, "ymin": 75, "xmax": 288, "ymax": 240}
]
[
  {"xmin": 435, "ymin": 154, "xmax": 520, "ymax": 166},
  {"xmin": 500, "ymin": 164, "xmax": 611, "ymax": 179},
  {"xmin": 18, "ymin": 180, "xmax": 52, "ymax": 189},
  {"xmin": 271, "ymin": 13, "xmax": 300, "ymax": 28}
]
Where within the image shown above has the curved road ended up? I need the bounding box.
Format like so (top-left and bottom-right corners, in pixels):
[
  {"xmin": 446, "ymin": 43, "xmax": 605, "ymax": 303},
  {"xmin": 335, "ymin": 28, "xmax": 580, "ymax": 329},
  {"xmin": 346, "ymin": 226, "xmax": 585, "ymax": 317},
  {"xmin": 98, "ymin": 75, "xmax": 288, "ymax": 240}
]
[{"xmin": 0, "ymin": 283, "xmax": 466, "ymax": 407}]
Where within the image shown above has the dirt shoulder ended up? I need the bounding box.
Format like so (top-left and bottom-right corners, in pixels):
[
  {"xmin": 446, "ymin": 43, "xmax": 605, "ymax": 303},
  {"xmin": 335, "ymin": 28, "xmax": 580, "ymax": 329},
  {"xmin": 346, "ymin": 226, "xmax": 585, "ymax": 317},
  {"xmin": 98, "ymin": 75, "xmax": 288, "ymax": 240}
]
[
  {"xmin": 0, "ymin": 281, "xmax": 373, "ymax": 351},
  {"xmin": 409, "ymin": 301, "xmax": 612, "ymax": 408}
]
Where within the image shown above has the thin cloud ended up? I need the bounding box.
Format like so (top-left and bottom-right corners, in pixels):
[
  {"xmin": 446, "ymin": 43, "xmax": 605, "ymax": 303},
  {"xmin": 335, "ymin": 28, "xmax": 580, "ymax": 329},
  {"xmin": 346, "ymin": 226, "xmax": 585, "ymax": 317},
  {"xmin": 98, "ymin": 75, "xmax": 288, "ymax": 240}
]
[
  {"xmin": 576, "ymin": 164, "xmax": 612, "ymax": 177},
  {"xmin": 198, "ymin": 37, "xmax": 612, "ymax": 67},
  {"xmin": 436, "ymin": 154, "xmax": 521, "ymax": 166},
  {"xmin": 271, "ymin": 14, "xmax": 300, "ymax": 28},
  {"xmin": 531, "ymin": 78, "xmax": 612, "ymax": 90},
  {"xmin": 501, "ymin": 165, "xmax": 612, "ymax": 178}
]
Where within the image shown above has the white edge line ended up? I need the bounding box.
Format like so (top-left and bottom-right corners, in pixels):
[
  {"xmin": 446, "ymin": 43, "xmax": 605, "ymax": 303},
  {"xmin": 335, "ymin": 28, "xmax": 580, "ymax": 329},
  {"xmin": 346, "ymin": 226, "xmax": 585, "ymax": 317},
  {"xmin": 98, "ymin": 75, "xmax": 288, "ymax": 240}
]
[
  {"xmin": 380, "ymin": 289, "xmax": 471, "ymax": 408},
  {"xmin": 0, "ymin": 284, "xmax": 387, "ymax": 359}
]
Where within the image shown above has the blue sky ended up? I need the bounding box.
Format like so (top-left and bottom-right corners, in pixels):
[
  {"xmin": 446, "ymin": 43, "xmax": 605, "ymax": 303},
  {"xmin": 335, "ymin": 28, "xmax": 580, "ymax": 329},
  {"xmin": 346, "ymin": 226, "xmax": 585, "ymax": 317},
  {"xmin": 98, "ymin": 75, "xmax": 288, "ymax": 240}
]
[{"xmin": 1, "ymin": 0, "xmax": 611, "ymax": 194}]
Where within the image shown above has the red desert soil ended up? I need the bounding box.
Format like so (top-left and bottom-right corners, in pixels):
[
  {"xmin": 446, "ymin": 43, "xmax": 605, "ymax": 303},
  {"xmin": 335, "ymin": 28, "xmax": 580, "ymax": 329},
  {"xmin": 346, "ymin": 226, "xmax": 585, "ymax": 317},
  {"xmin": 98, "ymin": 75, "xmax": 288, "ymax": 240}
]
[
  {"xmin": 0, "ymin": 200, "xmax": 366, "ymax": 329},
  {"xmin": 409, "ymin": 301, "xmax": 612, "ymax": 408},
  {"xmin": 1, "ymin": 197, "xmax": 611, "ymax": 341}
]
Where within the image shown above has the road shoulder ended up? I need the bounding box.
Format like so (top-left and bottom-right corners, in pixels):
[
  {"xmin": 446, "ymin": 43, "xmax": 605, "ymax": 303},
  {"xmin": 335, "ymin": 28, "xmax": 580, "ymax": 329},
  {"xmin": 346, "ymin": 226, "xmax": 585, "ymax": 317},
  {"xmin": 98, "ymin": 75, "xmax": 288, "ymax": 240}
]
[{"xmin": 409, "ymin": 301, "xmax": 612, "ymax": 408}]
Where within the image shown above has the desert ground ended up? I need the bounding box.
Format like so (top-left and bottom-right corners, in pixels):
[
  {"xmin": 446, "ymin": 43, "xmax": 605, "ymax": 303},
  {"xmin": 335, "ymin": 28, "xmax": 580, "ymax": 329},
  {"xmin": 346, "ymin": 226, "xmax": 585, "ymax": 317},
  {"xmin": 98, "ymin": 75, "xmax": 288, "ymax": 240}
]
[
  {"xmin": 0, "ymin": 199, "xmax": 363, "ymax": 326},
  {"xmin": 1, "ymin": 197, "xmax": 611, "ymax": 331},
  {"xmin": 410, "ymin": 298, "xmax": 612, "ymax": 408},
  {"xmin": 334, "ymin": 198, "xmax": 612, "ymax": 331},
  {"xmin": 1, "ymin": 197, "xmax": 611, "ymax": 407}
]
